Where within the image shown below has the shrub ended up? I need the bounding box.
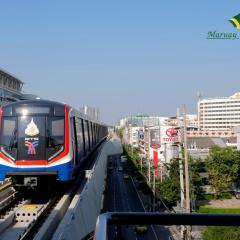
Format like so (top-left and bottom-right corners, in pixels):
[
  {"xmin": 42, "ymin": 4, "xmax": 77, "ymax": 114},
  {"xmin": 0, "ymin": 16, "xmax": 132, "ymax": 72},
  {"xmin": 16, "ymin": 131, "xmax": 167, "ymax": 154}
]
[
  {"xmin": 218, "ymin": 192, "xmax": 232, "ymax": 199},
  {"xmin": 199, "ymin": 194, "xmax": 215, "ymax": 201},
  {"xmin": 203, "ymin": 226, "xmax": 240, "ymax": 240},
  {"xmin": 198, "ymin": 207, "xmax": 240, "ymax": 214}
]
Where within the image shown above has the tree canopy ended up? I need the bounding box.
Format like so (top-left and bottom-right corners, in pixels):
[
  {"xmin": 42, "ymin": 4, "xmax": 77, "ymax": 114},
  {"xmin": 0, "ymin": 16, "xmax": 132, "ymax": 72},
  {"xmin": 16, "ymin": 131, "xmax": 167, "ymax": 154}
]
[
  {"xmin": 157, "ymin": 160, "xmax": 181, "ymax": 206},
  {"xmin": 205, "ymin": 146, "xmax": 240, "ymax": 198}
]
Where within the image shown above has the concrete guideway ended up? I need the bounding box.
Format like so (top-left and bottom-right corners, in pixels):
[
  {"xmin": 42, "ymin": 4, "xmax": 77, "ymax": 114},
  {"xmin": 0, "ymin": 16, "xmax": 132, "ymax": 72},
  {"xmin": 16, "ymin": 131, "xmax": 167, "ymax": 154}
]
[
  {"xmin": 0, "ymin": 199, "xmax": 31, "ymax": 240},
  {"xmin": 0, "ymin": 137, "xmax": 122, "ymax": 240},
  {"xmin": 51, "ymin": 136, "xmax": 123, "ymax": 240}
]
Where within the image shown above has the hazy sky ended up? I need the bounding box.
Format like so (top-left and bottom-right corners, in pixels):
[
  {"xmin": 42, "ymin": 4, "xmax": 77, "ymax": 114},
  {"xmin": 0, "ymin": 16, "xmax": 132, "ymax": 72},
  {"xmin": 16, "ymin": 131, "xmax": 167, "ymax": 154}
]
[{"xmin": 0, "ymin": 1, "xmax": 239, "ymax": 124}]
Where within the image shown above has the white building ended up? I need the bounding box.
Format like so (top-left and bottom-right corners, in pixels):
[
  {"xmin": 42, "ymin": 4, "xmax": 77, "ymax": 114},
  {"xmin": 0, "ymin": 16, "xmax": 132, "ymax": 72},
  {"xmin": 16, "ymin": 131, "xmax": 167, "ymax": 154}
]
[
  {"xmin": 119, "ymin": 117, "xmax": 128, "ymax": 128},
  {"xmin": 198, "ymin": 92, "xmax": 240, "ymax": 135},
  {"xmin": 128, "ymin": 126, "xmax": 141, "ymax": 148}
]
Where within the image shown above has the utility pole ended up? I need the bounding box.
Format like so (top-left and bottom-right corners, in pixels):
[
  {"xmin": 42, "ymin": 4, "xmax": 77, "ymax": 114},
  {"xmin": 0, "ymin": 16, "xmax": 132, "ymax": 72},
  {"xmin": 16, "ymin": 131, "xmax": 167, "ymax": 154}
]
[
  {"xmin": 183, "ymin": 105, "xmax": 191, "ymax": 240},
  {"xmin": 177, "ymin": 108, "xmax": 185, "ymax": 209},
  {"xmin": 148, "ymin": 154, "xmax": 151, "ymax": 184},
  {"xmin": 146, "ymin": 128, "xmax": 151, "ymax": 185},
  {"xmin": 160, "ymin": 162, "xmax": 163, "ymax": 183},
  {"xmin": 153, "ymin": 167, "xmax": 156, "ymax": 211}
]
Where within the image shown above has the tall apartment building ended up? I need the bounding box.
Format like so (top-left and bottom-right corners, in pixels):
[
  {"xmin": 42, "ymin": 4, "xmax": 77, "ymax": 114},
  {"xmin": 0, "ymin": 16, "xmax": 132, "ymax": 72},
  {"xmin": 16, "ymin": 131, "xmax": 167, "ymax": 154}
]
[{"xmin": 198, "ymin": 92, "xmax": 240, "ymax": 135}]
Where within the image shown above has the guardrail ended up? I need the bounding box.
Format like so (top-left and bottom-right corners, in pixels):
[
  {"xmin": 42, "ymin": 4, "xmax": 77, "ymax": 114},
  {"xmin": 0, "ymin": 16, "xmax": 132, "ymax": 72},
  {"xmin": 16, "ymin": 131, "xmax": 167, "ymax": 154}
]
[{"xmin": 94, "ymin": 212, "xmax": 240, "ymax": 240}]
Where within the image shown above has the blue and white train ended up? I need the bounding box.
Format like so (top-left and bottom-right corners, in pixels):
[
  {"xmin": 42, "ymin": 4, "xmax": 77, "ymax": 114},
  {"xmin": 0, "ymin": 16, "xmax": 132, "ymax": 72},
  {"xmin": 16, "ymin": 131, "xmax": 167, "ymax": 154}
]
[{"xmin": 0, "ymin": 100, "xmax": 108, "ymax": 187}]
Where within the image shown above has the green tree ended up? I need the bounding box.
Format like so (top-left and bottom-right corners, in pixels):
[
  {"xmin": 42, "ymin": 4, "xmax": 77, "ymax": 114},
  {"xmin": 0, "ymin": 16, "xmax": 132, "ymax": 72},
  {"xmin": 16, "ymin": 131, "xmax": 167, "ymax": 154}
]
[
  {"xmin": 123, "ymin": 144, "xmax": 142, "ymax": 170},
  {"xmin": 205, "ymin": 146, "xmax": 240, "ymax": 198},
  {"xmin": 157, "ymin": 160, "xmax": 181, "ymax": 206},
  {"xmin": 157, "ymin": 158, "xmax": 203, "ymax": 208},
  {"xmin": 189, "ymin": 158, "xmax": 202, "ymax": 208}
]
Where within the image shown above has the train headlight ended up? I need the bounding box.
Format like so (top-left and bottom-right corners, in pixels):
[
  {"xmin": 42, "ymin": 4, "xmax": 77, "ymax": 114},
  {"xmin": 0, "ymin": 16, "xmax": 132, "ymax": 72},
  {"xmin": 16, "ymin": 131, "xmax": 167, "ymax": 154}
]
[{"xmin": 22, "ymin": 108, "xmax": 28, "ymax": 116}]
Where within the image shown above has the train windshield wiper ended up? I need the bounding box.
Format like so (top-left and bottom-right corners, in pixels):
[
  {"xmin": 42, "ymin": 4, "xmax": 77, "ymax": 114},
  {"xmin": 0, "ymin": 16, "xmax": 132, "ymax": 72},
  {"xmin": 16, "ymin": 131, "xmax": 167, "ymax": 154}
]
[{"xmin": 9, "ymin": 130, "xmax": 18, "ymax": 149}]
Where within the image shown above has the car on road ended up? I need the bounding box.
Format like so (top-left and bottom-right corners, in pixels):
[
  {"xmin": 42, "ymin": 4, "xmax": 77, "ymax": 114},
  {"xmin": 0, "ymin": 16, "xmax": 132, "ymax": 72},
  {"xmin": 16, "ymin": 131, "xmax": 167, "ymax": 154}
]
[
  {"xmin": 135, "ymin": 225, "xmax": 147, "ymax": 233},
  {"xmin": 123, "ymin": 174, "xmax": 129, "ymax": 180},
  {"xmin": 235, "ymin": 190, "xmax": 240, "ymax": 199},
  {"xmin": 121, "ymin": 155, "xmax": 127, "ymax": 163},
  {"xmin": 118, "ymin": 166, "xmax": 123, "ymax": 172}
]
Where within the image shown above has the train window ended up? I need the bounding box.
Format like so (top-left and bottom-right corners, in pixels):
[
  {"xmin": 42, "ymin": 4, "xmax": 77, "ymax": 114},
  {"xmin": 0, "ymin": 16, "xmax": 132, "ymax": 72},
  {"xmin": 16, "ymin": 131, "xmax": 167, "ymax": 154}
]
[
  {"xmin": 96, "ymin": 125, "xmax": 98, "ymax": 142},
  {"xmin": 84, "ymin": 120, "xmax": 89, "ymax": 152},
  {"xmin": 48, "ymin": 118, "xmax": 64, "ymax": 144},
  {"xmin": 81, "ymin": 119, "xmax": 86, "ymax": 155},
  {"xmin": 46, "ymin": 117, "xmax": 64, "ymax": 160},
  {"xmin": 76, "ymin": 118, "xmax": 84, "ymax": 158},
  {"xmin": 0, "ymin": 117, "xmax": 17, "ymax": 159},
  {"xmin": 2, "ymin": 106, "xmax": 13, "ymax": 116},
  {"xmin": 89, "ymin": 122, "xmax": 92, "ymax": 148},
  {"xmin": 54, "ymin": 105, "xmax": 64, "ymax": 116},
  {"xmin": 1, "ymin": 117, "xmax": 16, "ymax": 144},
  {"xmin": 1, "ymin": 118, "xmax": 16, "ymax": 144},
  {"xmin": 92, "ymin": 123, "xmax": 94, "ymax": 145},
  {"xmin": 16, "ymin": 106, "xmax": 50, "ymax": 115},
  {"xmin": 88, "ymin": 121, "xmax": 91, "ymax": 150},
  {"xmin": 93, "ymin": 124, "xmax": 96, "ymax": 145}
]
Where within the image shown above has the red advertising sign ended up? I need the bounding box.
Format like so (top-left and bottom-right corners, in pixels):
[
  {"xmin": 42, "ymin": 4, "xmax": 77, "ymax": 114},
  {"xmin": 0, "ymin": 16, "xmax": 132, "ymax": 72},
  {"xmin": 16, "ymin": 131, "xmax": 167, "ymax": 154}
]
[
  {"xmin": 153, "ymin": 150, "xmax": 158, "ymax": 177},
  {"xmin": 161, "ymin": 126, "xmax": 179, "ymax": 143}
]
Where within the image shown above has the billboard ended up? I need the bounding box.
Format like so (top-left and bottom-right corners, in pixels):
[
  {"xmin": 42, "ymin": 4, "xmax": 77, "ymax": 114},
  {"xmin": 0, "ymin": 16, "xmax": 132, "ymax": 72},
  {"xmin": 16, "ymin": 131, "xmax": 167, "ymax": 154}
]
[
  {"xmin": 150, "ymin": 128, "xmax": 160, "ymax": 149},
  {"xmin": 161, "ymin": 126, "xmax": 179, "ymax": 144}
]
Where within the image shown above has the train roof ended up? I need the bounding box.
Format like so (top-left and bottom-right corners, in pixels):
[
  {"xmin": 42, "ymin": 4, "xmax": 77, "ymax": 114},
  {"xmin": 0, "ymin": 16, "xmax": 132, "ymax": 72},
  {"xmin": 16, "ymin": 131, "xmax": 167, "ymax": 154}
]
[
  {"xmin": 2, "ymin": 99, "xmax": 65, "ymax": 108},
  {"xmin": 2, "ymin": 99, "xmax": 107, "ymax": 126}
]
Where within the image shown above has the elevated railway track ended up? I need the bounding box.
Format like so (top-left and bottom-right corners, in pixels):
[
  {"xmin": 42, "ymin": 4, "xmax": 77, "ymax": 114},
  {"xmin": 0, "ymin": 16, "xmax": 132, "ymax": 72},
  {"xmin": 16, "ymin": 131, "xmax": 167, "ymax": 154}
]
[{"xmin": 0, "ymin": 137, "xmax": 118, "ymax": 240}]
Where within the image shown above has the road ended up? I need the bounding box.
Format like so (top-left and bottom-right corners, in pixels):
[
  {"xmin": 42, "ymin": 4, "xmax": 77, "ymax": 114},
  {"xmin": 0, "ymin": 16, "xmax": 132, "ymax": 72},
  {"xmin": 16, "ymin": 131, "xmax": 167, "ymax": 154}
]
[{"xmin": 102, "ymin": 154, "xmax": 172, "ymax": 240}]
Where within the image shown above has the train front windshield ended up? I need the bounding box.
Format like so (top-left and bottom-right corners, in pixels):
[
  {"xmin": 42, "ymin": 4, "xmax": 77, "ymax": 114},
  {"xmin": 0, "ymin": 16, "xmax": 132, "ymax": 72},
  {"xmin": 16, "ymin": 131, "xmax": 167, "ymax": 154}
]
[{"xmin": 0, "ymin": 104, "xmax": 65, "ymax": 161}]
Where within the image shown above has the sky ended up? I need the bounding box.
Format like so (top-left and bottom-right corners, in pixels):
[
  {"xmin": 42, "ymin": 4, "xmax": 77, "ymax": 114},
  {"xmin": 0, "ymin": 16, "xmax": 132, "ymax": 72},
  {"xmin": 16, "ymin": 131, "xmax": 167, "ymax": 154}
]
[{"xmin": 0, "ymin": 1, "xmax": 239, "ymax": 124}]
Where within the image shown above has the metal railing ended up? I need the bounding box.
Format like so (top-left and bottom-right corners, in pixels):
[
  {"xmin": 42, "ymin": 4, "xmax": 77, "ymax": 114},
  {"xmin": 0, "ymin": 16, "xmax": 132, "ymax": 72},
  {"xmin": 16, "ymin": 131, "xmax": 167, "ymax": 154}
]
[{"xmin": 94, "ymin": 212, "xmax": 240, "ymax": 240}]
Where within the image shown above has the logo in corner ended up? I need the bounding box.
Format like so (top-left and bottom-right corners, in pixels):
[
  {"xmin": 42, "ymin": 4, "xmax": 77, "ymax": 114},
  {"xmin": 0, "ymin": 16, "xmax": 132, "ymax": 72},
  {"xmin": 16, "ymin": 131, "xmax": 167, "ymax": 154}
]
[
  {"xmin": 229, "ymin": 14, "xmax": 240, "ymax": 29},
  {"xmin": 206, "ymin": 13, "xmax": 240, "ymax": 40}
]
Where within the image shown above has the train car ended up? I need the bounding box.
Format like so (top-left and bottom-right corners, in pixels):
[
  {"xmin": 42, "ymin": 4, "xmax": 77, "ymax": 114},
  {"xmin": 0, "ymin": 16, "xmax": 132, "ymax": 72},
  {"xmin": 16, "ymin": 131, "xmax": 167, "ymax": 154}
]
[{"xmin": 0, "ymin": 100, "xmax": 108, "ymax": 187}]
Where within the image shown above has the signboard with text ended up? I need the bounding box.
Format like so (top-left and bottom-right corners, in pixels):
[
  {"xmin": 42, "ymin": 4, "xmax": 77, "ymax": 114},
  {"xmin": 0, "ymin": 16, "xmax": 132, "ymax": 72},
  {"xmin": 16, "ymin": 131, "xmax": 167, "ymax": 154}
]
[
  {"xmin": 160, "ymin": 126, "xmax": 179, "ymax": 144},
  {"xmin": 150, "ymin": 129, "xmax": 161, "ymax": 149}
]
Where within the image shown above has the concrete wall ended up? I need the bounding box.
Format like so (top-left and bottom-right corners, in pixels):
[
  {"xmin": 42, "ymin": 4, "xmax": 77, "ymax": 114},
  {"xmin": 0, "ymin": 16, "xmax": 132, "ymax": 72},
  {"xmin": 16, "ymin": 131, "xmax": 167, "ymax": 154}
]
[{"xmin": 52, "ymin": 137, "xmax": 123, "ymax": 240}]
